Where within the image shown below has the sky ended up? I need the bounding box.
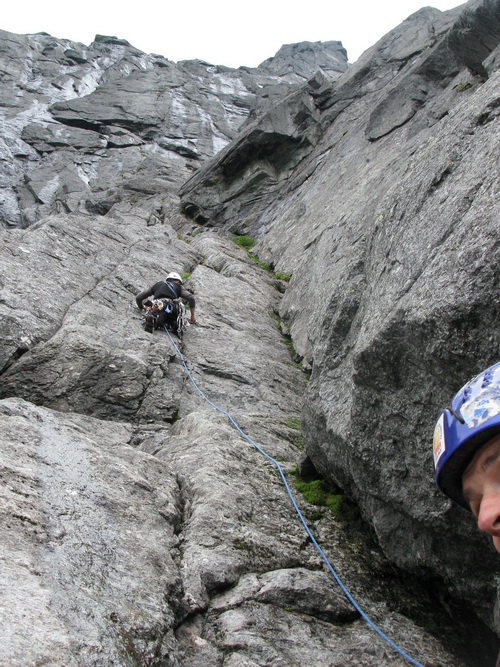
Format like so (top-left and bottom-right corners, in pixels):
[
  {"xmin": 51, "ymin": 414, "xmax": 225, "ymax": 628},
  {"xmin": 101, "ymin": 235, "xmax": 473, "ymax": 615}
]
[{"xmin": 2, "ymin": 0, "xmax": 464, "ymax": 67}]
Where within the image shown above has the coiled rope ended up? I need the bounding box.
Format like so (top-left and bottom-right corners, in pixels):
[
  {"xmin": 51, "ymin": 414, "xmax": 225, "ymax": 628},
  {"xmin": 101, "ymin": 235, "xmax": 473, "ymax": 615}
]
[{"xmin": 164, "ymin": 326, "xmax": 425, "ymax": 667}]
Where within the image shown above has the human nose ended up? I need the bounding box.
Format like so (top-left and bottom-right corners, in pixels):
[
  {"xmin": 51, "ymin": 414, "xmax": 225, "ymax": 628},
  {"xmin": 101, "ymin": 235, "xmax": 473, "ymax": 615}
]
[{"xmin": 477, "ymin": 491, "xmax": 500, "ymax": 536}]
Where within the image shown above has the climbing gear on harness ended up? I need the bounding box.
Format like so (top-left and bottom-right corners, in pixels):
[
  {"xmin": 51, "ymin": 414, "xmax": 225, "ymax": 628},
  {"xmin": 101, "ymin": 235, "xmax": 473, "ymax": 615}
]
[
  {"xmin": 142, "ymin": 298, "xmax": 188, "ymax": 337},
  {"xmin": 433, "ymin": 361, "xmax": 500, "ymax": 508},
  {"xmin": 162, "ymin": 327, "xmax": 425, "ymax": 667},
  {"xmin": 166, "ymin": 272, "xmax": 183, "ymax": 284}
]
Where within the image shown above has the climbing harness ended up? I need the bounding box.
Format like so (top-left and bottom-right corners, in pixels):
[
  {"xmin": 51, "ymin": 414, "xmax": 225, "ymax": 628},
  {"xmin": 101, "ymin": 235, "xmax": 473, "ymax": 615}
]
[
  {"xmin": 164, "ymin": 326, "xmax": 425, "ymax": 667},
  {"xmin": 143, "ymin": 299, "xmax": 187, "ymax": 337}
]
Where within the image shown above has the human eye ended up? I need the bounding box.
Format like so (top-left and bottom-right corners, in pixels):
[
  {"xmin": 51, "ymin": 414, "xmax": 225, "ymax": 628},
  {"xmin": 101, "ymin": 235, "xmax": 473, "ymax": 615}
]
[
  {"xmin": 463, "ymin": 487, "xmax": 480, "ymax": 517},
  {"xmin": 470, "ymin": 501, "xmax": 480, "ymax": 518}
]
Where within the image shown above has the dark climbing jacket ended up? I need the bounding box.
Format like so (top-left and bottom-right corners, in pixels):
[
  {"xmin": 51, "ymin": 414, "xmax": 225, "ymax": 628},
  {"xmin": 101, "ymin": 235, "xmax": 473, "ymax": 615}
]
[
  {"xmin": 150, "ymin": 279, "xmax": 181, "ymax": 300},
  {"xmin": 136, "ymin": 280, "xmax": 195, "ymax": 309}
]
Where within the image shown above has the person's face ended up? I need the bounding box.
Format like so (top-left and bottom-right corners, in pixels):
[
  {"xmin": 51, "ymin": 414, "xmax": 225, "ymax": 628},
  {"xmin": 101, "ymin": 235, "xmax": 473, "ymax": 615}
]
[{"xmin": 463, "ymin": 436, "xmax": 500, "ymax": 553}]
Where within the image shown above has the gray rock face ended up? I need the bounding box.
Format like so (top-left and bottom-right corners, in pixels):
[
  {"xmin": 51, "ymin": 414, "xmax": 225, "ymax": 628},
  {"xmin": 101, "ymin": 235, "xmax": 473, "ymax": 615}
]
[
  {"xmin": 1, "ymin": 208, "xmax": 469, "ymax": 665},
  {"xmin": 180, "ymin": 74, "xmax": 326, "ymax": 225},
  {"xmin": 179, "ymin": 0, "xmax": 500, "ymax": 637},
  {"xmin": 179, "ymin": 4, "xmax": 471, "ymax": 231},
  {"xmin": 258, "ymin": 40, "xmax": 348, "ymax": 79},
  {"xmin": 1, "ymin": 3, "xmax": 500, "ymax": 666},
  {"xmin": 0, "ymin": 31, "xmax": 347, "ymax": 228},
  {"xmin": 1, "ymin": 398, "xmax": 181, "ymax": 665}
]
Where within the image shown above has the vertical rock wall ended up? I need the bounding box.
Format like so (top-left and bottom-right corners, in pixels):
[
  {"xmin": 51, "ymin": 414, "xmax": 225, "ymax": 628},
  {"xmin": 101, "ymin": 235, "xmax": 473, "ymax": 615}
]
[{"xmin": 180, "ymin": 0, "xmax": 500, "ymax": 635}]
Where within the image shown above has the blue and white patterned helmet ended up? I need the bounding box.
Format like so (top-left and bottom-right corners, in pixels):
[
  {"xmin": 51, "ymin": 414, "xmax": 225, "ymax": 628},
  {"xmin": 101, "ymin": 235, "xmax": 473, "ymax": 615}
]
[{"xmin": 433, "ymin": 362, "xmax": 500, "ymax": 508}]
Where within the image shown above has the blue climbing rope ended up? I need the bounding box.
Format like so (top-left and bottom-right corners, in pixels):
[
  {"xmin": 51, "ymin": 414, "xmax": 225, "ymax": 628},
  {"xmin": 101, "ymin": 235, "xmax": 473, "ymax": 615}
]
[{"xmin": 164, "ymin": 327, "xmax": 426, "ymax": 667}]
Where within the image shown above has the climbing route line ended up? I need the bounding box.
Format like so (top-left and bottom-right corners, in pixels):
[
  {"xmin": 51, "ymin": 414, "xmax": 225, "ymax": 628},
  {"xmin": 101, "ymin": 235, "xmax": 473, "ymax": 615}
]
[{"xmin": 164, "ymin": 327, "xmax": 426, "ymax": 667}]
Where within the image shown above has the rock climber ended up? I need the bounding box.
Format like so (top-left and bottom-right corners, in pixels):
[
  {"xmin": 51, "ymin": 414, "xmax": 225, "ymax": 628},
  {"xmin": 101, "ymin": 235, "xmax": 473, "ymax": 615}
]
[
  {"xmin": 433, "ymin": 361, "xmax": 500, "ymax": 665},
  {"xmin": 433, "ymin": 361, "xmax": 500, "ymax": 548},
  {"xmin": 136, "ymin": 272, "xmax": 197, "ymax": 331}
]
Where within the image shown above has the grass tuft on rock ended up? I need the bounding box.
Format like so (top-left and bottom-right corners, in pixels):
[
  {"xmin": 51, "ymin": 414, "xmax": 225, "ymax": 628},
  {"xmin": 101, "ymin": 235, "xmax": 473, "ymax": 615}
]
[{"xmin": 234, "ymin": 234, "xmax": 256, "ymax": 249}]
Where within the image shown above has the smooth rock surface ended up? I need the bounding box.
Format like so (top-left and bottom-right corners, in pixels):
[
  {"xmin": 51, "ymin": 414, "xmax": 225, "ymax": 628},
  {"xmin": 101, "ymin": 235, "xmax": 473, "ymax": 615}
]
[{"xmin": 0, "ymin": 397, "xmax": 181, "ymax": 666}]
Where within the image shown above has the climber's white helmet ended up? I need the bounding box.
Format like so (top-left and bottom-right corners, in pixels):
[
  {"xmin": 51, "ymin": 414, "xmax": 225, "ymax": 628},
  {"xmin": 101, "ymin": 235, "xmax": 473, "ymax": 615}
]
[{"xmin": 166, "ymin": 272, "xmax": 183, "ymax": 284}]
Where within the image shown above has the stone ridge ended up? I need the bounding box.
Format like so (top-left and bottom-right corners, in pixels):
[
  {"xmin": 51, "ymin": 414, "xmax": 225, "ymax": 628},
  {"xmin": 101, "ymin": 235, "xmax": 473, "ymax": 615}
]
[{"xmin": 258, "ymin": 40, "xmax": 349, "ymax": 77}]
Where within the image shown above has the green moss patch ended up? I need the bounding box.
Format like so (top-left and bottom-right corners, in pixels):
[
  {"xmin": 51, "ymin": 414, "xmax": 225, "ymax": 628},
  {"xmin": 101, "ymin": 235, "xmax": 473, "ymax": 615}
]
[{"xmin": 294, "ymin": 477, "xmax": 359, "ymax": 524}]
